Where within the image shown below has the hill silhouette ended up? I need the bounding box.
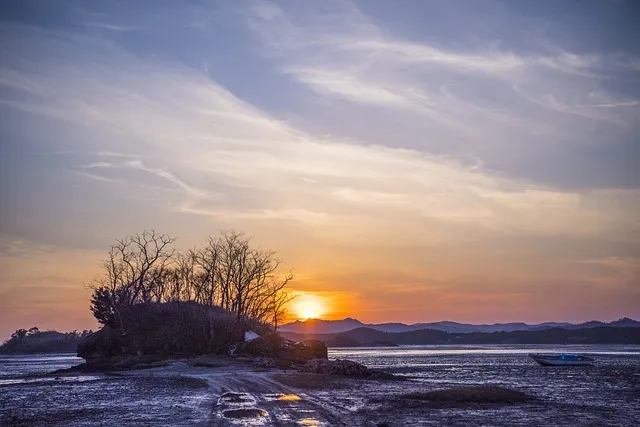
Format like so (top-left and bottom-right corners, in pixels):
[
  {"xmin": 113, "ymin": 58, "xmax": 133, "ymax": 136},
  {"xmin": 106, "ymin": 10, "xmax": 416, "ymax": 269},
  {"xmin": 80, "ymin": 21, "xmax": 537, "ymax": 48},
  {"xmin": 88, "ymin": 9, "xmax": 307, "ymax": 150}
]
[
  {"xmin": 279, "ymin": 317, "xmax": 640, "ymax": 335},
  {"xmin": 280, "ymin": 326, "xmax": 640, "ymax": 347},
  {"xmin": 0, "ymin": 329, "xmax": 92, "ymax": 354}
]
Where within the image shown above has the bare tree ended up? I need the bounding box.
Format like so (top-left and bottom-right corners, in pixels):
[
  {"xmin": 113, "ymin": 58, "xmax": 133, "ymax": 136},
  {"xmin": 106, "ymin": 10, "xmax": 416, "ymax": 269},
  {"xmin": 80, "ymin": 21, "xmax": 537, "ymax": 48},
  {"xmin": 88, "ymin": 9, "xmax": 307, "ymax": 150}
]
[
  {"xmin": 88, "ymin": 230, "xmax": 294, "ymax": 331},
  {"xmin": 195, "ymin": 237, "xmax": 222, "ymax": 306},
  {"xmin": 266, "ymin": 289, "xmax": 295, "ymax": 331},
  {"xmin": 88, "ymin": 230, "xmax": 176, "ymax": 327}
]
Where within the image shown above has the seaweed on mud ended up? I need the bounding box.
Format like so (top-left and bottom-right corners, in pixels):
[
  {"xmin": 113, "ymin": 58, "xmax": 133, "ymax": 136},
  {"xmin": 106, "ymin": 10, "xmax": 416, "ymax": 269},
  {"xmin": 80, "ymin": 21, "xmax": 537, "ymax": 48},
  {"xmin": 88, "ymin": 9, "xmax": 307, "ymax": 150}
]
[
  {"xmin": 272, "ymin": 372, "xmax": 348, "ymax": 389},
  {"xmin": 400, "ymin": 386, "xmax": 533, "ymax": 405},
  {"xmin": 223, "ymin": 408, "xmax": 268, "ymax": 418}
]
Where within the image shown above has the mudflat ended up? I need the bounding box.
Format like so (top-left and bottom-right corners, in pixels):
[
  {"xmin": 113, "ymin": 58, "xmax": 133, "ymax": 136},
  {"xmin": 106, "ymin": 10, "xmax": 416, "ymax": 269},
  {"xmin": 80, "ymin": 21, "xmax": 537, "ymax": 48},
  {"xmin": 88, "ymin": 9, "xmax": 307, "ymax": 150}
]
[{"xmin": 2, "ymin": 347, "xmax": 640, "ymax": 426}]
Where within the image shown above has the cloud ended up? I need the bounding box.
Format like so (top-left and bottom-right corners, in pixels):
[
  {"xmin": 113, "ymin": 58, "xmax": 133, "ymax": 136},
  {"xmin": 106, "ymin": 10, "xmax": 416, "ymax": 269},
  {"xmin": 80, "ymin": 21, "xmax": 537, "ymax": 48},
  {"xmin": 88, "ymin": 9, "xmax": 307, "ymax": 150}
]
[
  {"xmin": 84, "ymin": 23, "xmax": 142, "ymax": 32},
  {"xmin": 590, "ymin": 101, "xmax": 640, "ymax": 108},
  {"xmin": 123, "ymin": 160, "xmax": 214, "ymax": 200},
  {"xmin": 286, "ymin": 67, "xmax": 411, "ymax": 107},
  {"xmin": 82, "ymin": 162, "xmax": 112, "ymax": 169},
  {"xmin": 1, "ymin": 2, "xmax": 639, "ymax": 327},
  {"xmin": 246, "ymin": 0, "xmax": 640, "ymax": 190},
  {"xmin": 1, "ymin": 22, "xmax": 638, "ymax": 246}
]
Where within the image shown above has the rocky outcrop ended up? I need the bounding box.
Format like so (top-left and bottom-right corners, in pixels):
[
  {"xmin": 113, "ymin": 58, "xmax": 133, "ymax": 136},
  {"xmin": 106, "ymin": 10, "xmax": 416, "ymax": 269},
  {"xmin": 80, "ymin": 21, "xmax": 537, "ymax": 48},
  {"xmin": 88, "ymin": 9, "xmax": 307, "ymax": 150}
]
[
  {"xmin": 237, "ymin": 335, "xmax": 328, "ymax": 365},
  {"xmin": 75, "ymin": 303, "xmax": 328, "ymax": 370},
  {"xmin": 77, "ymin": 326, "xmax": 120, "ymax": 362},
  {"xmin": 76, "ymin": 303, "xmax": 241, "ymax": 364},
  {"xmin": 301, "ymin": 358, "xmax": 370, "ymax": 377},
  {"xmin": 277, "ymin": 339, "xmax": 328, "ymax": 363}
]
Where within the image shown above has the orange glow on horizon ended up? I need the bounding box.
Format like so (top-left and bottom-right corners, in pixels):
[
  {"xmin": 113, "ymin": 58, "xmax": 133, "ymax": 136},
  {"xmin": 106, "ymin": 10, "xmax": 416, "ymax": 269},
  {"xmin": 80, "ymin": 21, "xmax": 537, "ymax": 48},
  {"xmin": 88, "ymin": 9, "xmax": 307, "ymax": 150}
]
[{"xmin": 289, "ymin": 292, "xmax": 328, "ymax": 320}]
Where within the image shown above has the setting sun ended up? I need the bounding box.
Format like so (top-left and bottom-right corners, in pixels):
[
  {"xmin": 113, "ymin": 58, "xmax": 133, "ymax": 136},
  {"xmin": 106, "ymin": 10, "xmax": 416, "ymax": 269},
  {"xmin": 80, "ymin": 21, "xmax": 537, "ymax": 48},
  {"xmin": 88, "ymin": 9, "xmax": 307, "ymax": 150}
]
[{"xmin": 291, "ymin": 294, "xmax": 326, "ymax": 320}]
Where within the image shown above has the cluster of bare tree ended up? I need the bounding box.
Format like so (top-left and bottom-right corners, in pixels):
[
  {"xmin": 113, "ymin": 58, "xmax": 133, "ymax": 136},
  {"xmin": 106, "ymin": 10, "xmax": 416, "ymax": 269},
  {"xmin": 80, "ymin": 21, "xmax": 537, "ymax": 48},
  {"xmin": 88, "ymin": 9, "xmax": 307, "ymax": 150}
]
[{"xmin": 89, "ymin": 230, "xmax": 294, "ymax": 330}]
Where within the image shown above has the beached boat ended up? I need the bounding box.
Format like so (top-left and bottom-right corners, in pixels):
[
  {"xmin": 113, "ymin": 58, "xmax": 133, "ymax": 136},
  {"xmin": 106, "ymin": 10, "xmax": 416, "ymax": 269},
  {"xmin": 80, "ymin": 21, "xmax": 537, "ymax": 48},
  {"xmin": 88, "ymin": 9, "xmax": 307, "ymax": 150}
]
[{"xmin": 529, "ymin": 353, "xmax": 594, "ymax": 366}]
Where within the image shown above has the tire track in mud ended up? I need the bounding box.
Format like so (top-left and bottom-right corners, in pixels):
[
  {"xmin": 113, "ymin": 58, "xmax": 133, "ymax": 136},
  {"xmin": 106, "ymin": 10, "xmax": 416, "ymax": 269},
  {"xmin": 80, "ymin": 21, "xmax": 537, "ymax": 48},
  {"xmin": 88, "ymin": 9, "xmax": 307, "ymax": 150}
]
[{"xmin": 209, "ymin": 371, "xmax": 365, "ymax": 426}]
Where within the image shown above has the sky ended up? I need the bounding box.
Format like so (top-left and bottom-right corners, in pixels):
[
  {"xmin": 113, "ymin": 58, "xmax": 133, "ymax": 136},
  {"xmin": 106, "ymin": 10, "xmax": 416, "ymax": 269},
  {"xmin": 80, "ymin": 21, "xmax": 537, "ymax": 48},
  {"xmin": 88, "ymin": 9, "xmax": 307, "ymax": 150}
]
[{"xmin": 1, "ymin": 0, "xmax": 639, "ymax": 339}]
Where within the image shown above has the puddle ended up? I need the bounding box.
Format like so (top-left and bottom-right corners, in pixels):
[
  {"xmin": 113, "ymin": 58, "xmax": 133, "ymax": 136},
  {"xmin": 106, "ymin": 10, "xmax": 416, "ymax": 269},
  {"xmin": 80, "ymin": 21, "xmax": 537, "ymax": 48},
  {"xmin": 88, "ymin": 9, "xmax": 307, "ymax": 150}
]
[
  {"xmin": 221, "ymin": 392, "xmax": 250, "ymax": 403},
  {"xmin": 223, "ymin": 408, "xmax": 268, "ymax": 419},
  {"xmin": 298, "ymin": 418, "xmax": 320, "ymax": 426},
  {"xmin": 278, "ymin": 394, "xmax": 302, "ymax": 401}
]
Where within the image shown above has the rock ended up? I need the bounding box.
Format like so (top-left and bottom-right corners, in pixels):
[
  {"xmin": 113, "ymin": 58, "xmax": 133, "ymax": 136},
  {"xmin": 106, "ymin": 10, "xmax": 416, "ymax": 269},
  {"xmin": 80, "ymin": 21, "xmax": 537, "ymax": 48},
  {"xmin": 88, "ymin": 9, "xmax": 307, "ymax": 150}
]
[
  {"xmin": 275, "ymin": 339, "xmax": 328, "ymax": 364},
  {"xmin": 239, "ymin": 336, "xmax": 275, "ymax": 357},
  {"xmin": 301, "ymin": 358, "xmax": 370, "ymax": 377},
  {"xmin": 77, "ymin": 326, "xmax": 121, "ymax": 361},
  {"xmin": 238, "ymin": 336, "xmax": 328, "ymax": 365},
  {"xmin": 76, "ymin": 303, "xmax": 240, "ymax": 365},
  {"xmin": 244, "ymin": 331, "xmax": 260, "ymax": 341},
  {"xmin": 75, "ymin": 303, "xmax": 328, "ymax": 369},
  {"xmin": 76, "ymin": 331, "xmax": 100, "ymax": 360},
  {"xmin": 301, "ymin": 339, "xmax": 328, "ymax": 359}
]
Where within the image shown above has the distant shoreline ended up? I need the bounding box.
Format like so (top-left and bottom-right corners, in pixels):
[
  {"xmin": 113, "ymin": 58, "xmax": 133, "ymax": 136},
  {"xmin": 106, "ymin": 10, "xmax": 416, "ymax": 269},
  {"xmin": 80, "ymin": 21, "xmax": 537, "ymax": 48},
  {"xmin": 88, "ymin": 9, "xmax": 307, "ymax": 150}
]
[
  {"xmin": 282, "ymin": 326, "xmax": 640, "ymax": 347},
  {"xmin": 3, "ymin": 325, "xmax": 640, "ymax": 355},
  {"xmin": 0, "ymin": 331, "xmax": 88, "ymax": 355}
]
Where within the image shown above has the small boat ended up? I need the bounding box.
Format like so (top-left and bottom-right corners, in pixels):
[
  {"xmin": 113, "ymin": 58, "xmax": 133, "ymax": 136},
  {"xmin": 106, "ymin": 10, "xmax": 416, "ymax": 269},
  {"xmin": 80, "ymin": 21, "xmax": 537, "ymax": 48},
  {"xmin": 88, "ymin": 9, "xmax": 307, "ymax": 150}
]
[{"xmin": 529, "ymin": 353, "xmax": 594, "ymax": 366}]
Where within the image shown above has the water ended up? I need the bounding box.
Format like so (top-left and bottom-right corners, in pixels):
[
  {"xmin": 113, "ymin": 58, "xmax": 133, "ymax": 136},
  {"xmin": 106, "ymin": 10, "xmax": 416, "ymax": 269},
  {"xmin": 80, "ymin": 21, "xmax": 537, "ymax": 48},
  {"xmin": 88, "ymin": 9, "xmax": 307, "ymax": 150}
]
[
  {"xmin": 1, "ymin": 346, "xmax": 639, "ymax": 425},
  {"xmin": 0, "ymin": 353, "xmax": 86, "ymax": 385},
  {"xmin": 0, "ymin": 353, "xmax": 213, "ymax": 426},
  {"xmin": 330, "ymin": 345, "xmax": 640, "ymax": 425}
]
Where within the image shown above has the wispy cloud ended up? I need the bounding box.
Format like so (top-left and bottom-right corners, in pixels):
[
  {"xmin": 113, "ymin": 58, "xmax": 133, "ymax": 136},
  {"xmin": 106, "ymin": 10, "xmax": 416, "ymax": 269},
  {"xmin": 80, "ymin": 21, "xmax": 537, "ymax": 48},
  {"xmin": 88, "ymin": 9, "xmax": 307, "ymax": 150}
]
[
  {"xmin": 85, "ymin": 22, "xmax": 142, "ymax": 32},
  {"xmin": 247, "ymin": 0, "xmax": 640, "ymax": 169},
  {"xmin": 97, "ymin": 151, "xmax": 140, "ymax": 158},
  {"xmin": 588, "ymin": 101, "xmax": 640, "ymax": 108},
  {"xmin": 82, "ymin": 162, "xmax": 112, "ymax": 169},
  {"xmin": 2, "ymin": 23, "xmax": 637, "ymax": 244}
]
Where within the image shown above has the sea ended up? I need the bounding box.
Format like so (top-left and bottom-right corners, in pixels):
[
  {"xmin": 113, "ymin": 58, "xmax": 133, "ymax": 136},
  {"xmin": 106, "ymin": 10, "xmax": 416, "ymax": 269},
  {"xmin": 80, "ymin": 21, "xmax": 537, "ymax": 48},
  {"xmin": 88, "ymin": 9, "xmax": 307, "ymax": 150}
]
[{"xmin": 1, "ymin": 345, "xmax": 639, "ymax": 426}]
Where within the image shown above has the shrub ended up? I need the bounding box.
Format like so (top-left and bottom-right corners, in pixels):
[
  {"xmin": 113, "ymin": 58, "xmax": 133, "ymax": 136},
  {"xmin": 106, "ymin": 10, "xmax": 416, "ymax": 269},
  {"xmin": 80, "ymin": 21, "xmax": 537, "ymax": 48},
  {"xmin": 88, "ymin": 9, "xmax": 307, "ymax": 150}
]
[{"xmin": 79, "ymin": 302, "xmax": 267, "ymax": 359}]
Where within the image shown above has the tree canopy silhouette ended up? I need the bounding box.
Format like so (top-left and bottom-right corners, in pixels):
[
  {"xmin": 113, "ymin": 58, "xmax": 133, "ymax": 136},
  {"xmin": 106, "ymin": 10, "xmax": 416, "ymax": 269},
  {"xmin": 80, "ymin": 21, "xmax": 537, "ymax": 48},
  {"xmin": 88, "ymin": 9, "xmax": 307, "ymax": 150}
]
[{"xmin": 88, "ymin": 230, "xmax": 294, "ymax": 330}]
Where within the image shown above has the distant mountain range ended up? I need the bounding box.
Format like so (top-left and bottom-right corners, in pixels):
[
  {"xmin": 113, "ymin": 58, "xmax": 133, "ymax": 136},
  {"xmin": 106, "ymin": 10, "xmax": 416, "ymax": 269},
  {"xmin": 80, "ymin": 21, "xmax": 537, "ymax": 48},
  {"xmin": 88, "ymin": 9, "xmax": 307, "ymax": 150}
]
[
  {"xmin": 279, "ymin": 317, "xmax": 640, "ymax": 335},
  {"xmin": 280, "ymin": 326, "xmax": 640, "ymax": 347}
]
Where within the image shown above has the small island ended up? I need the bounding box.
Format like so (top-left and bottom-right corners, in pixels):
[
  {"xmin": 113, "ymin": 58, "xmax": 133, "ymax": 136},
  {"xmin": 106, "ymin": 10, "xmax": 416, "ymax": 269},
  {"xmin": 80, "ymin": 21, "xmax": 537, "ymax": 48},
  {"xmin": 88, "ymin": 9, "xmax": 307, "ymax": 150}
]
[
  {"xmin": 63, "ymin": 231, "xmax": 337, "ymax": 371},
  {"xmin": 0, "ymin": 328, "xmax": 93, "ymax": 355}
]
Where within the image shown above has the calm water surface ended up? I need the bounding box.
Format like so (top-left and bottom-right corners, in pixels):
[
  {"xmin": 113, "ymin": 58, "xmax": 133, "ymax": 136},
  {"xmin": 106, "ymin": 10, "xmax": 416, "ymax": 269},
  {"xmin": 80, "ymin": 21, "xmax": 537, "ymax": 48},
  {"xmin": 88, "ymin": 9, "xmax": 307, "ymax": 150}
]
[{"xmin": 0, "ymin": 353, "xmax": 85, "ymax": 385}]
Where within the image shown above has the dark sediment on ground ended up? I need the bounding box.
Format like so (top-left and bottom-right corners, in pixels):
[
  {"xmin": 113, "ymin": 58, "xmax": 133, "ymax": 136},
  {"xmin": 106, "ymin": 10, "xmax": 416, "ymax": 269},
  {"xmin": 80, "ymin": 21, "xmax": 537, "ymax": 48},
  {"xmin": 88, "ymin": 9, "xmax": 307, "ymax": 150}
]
[{"xmin": 396, "ymin": 385, "xmax": 534, "ymax": 407}]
